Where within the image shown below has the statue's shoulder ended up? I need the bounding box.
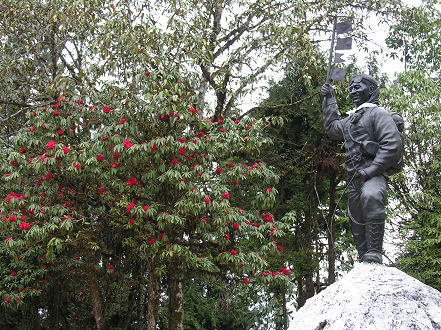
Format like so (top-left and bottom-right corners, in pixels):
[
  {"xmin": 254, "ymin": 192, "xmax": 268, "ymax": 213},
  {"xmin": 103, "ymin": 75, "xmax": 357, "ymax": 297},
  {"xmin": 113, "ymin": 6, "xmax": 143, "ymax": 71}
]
[
  {"xmin": 370, "ymin": 106, "xmax": 389, "ymax": 114},
  {"xmin": 366, "ymin": 106, "xmax": 391, "ymax": 120}
]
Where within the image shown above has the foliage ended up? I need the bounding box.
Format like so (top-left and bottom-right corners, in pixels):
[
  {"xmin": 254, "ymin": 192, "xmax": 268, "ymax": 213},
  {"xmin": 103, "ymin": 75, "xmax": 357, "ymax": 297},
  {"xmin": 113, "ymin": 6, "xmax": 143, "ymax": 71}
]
[
  {"xmin": 382, "ymin": 70, "xmax": 441, "ymax": 291},
  {"xmin": 386, "ymin": 0, "xmax": 441, "ymax": 74}
]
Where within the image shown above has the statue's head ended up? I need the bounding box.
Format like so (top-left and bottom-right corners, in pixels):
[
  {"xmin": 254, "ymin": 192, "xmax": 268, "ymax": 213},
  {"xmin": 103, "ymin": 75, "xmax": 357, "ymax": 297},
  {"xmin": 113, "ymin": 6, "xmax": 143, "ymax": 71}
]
[{"xmin": 349, "ymin": 74, "xmax": 380, "ymax": 107}]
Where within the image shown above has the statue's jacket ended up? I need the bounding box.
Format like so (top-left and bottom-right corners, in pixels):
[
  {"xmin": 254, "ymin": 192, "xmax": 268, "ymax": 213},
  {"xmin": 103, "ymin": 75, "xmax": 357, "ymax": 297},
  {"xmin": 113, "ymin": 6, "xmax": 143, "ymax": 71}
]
[{"xmin": 322, "ymin": 97, "xmax": 402, "ymax": 178}]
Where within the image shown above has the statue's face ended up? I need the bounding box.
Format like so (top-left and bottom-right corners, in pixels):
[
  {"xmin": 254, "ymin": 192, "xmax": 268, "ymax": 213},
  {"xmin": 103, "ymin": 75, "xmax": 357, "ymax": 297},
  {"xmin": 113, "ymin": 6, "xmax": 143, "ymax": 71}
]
[{"xmin": 349, "ymin": 78, "xmax": 372, "ymax": 107}]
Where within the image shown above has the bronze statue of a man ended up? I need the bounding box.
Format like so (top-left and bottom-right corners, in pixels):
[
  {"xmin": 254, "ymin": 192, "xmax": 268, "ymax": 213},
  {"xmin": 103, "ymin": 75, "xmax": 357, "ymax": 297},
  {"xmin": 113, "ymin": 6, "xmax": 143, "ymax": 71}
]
[{"xmin": 321, "ymin": 74, "xmax": 402, "ymax": 263}]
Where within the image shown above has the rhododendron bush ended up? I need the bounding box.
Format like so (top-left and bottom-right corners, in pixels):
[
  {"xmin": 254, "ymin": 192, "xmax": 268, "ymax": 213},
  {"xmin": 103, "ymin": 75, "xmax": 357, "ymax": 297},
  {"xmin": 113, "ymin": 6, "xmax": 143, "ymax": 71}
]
[{"xmin": 0, "ymin": 69, "xmax": 292, "ymax": 327}]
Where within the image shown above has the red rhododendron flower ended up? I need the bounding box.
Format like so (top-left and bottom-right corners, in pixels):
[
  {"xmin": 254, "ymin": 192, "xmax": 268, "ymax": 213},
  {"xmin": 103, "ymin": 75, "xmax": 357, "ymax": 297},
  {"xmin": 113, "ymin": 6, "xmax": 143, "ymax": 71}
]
[
  {"xmin": 58, "ymin": 130, "xmax": 64, "ymax": 136},
  {"xmin": 216, "ymin": 168, "xmax": 222, "ymax": 174},
  {"xmin": 277, "ymin": 245, "xmax": 283, "ymax": 252},
  {"xmin": 178, "ymin": 147, "xmax": 186, "ymax": 155},
  {"xmin": 266, "ymin": 187, "xmax": 272, "ymax": 192},
  {"xmin": 127, "ymin": 177, "xmax": 141, "ymax": 187},
  {"xmin": 217, "ymin": 119, "xmax": 223, "ymax": 124},
  {"xmin": 123, "ymin": 140, "xmax": 134, "ymax": 149},
  {"xmin": 9, "ymin": 215, "xmax": 16, "ymax": 222},
  {"xmin": 10, "ymin": 160, "xmax": 18, "ymax": 166},
  {"xmin": 19, "ymin": 148, "xmax": 26, "ymax": 153},
  {"xmin": 233, "ymin": 223, "xmax": 239, "ymax": 230},
  {"xmin": 148, "ymin": 238, "xmax": 155, "ymax": 245},
  {"xmin": 264, "ymin": 213, "xmax": 274, "ymax": 222},
  {"xmin": 11, "ymin": 271, "xmax": 16, "ymax": 276},
  {"xmin": 103, "ymin": 106, "xmax": 111, "ymax": 113},
  {"xmin": 102, "ymin": 136, "xmax": 108, "ymax": 141},
  {"xmin": 224, "ymin": 234, "xmax": 230, "ymax": 240},
  {"xmin": 107, "ymin": 265, "xmax": 114, "ymax": 269},
  {"xmin": 62, "ymin": 147, "xmax": 69, "ymax": 154},
  {"xmin": 53, "ymin": 110, "xmax": 60, "ymax": 116},
  {"xmin": 119, "ymin": 118, "xmax": 127, "ymax": 124},
  {"xmin": 222, "ymin": 193, "xmax": 230, "ymax": 199},
  {"xmin": 77, "ymin": 99, "xmax": 84, "ymax": 105},
  {"xmin": 113, "ymin": 152, "xmax": 120, "ymax": 159},
  {"xmin": 143, "ymin": 205, "xmax": 149, "ymax": 211},
  {"xmin": 243, "ymin": 279, "xmax": 249, "ymax": 284},
  {"xmin": 144, "ymin": 72, "xmax": 150, "ymax": 77},
  {"xmin": 63, "ymin": 201, "xmax": 71, "ymax": 207},
  {"xmin": 158, "ymin": 114, "xmax": 170, "ymax": 121},
  {"xmin": 127, "ymin": 203, "xmax": 136, "ymax": 212},
  {"xmin": 204, "ymin": 197, "xmax": 210, "ymax": 204},
  {"xmin": 235, "ymin": 119, "xmax": 240, "ymax": 124},
  {"xmin": 238, "ymin": 264, "xmax": 244, "ymax": 268},
  {"xmin": 150, "ymin": 145, "xmax": 157, "ymax": 151},
  {"xmin": 42, "ymin": 279, "xmax": 47, "ymax": 284},
  {"xmin": 29, "ymin": 126, "xmax": 36, "ymax": 131},
  {"xmin": 231, "ymin": 250, "xmax": 238, "ymax": 255},
  {"xmin": 73, "ymin": 163, "xmax": 81, "ymax": 169},
  {"xmin": 5, "ymin": 237, "xmax": 13, "ymax": 243},
  {"xmin": 219, "ymin": 128, "xmax": 226, "ymax": 132},
  {"xmin": 280, "ymin": 268, "xmax": 291, "ymax": 275},
  {"xmin": 198, "ymin": 131, "xmax": 205, "ymax": 137},
  {"xmin": 46, "ymin": 140, "xmax": 56, "ymax": 150},
  {"xmin": 99, "ymin": 188, "xmax": 105, "ymax": 194},
  {"xmin": 4, "ymin": 298, "xmax": 10, "ymax": 303},
  {"xmin": 19, "ymin": 222, "xmax": 31, "ymax": 230},
  {"xmin": 189, "ymin": 107, "xmax": 198, "ymax": 114},
  {"xmin": 97, "ymin": 155, "xmax": 104, "ymax": 162},
  {"xmin": 172, "ymin": 158, "xmax": 179, "ymax": 165},
  {"xmin": 129, "ymin": 219, "xmax": 135, "ymax": 225}
]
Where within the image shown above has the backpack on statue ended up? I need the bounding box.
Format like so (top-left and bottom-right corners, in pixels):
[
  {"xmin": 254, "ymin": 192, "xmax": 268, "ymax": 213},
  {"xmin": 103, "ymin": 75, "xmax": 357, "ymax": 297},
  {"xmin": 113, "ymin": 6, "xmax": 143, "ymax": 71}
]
[{"xmin": 354, "ymin": 107, "xmax": 405, "ymax": 175}]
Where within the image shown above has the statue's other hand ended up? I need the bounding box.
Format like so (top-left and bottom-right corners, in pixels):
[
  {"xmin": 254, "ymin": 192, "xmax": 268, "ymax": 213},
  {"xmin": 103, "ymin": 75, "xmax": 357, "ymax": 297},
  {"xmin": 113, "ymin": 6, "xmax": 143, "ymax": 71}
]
[
  {"xmin": 355, "ymin": 169, "xmax": 369, "ymax": 182},
  {"xmin": 320, "ymin": 84, "xmax": 334, "ymax": 98}
]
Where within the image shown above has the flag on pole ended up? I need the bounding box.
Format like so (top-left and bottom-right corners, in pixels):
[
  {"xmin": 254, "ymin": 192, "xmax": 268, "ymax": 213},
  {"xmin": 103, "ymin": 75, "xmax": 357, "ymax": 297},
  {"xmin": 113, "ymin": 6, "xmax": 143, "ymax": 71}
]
[
  {"xmin": 336, "ymin": 21, "xmax": 352, "ymax": 34},
  {"xmin": 330, "ymin": 67, "xmax": 347, "ymax": 81},
  {"xmin": 336, "ymin": 37, "xmax": 352, "ymax": 50},
  {"xmin": 334, "ymin": 53, "xmax": 345, "ymax": 63},
  {"xmin": 326, "ymin": 19, "xmax": 352, "ymax": 83}
]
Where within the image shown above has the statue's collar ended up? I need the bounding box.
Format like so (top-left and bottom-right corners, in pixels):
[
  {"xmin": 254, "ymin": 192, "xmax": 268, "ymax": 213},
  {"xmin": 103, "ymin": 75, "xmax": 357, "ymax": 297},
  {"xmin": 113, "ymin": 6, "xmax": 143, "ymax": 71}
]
[{"xmin": 347, "ymin": 103, "xmax": 378, "ymax": 116}]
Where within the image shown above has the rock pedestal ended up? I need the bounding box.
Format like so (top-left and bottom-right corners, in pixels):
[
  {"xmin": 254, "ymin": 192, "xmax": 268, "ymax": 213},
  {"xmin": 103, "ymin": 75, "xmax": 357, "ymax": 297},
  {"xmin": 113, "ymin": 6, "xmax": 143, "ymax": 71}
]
[{"xmin": 289, "ymin": 263, "xmax": 441, "ymax": 330}]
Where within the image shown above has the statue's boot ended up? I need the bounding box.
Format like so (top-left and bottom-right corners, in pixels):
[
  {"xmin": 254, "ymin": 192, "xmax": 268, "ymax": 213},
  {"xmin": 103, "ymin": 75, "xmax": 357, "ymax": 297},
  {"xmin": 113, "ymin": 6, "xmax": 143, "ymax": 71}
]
[
  {"xmin": 363, "ymin": 220, "xmax": 385, "ymax": 264},
  {"xmin": 350, "ymin": 220, "xmax": 367, "ymax": 261}
]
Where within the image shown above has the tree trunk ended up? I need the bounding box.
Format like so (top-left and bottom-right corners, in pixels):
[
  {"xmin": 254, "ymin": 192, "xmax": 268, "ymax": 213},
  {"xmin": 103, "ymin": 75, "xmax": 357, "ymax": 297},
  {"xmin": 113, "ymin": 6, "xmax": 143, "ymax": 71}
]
[
  {"xmin": 304, "ymin": 181, "xmax": 316, "ymax": 301},
  {"xmin": 296, "ymin": 278, "xmax": 305, "ymax": 308},
  {"xmin": 88, "ymin": 263, "xmax": 106, "ymax": 330},
  {"xmin": 168, "ymin": 257, "xmax": 185, "ymax": 330},
  {"xmin": 282, "ymin": 282, "xmax": 288, "ymax": 330},
  {"xmin": 327, "ymin": 171, "xmax": 337, "ymax": 284},
  {"xmin": 147, "ymin": 257, "xmax": 161, "ymax": 330}
]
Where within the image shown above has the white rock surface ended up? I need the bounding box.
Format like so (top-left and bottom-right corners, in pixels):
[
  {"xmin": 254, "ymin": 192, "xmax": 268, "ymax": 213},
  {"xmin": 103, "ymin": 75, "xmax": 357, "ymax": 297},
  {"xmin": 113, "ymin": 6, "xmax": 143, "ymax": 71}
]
[{"xmin": 289, "ymin": 263, "xmax": 441, "ymax": 330}]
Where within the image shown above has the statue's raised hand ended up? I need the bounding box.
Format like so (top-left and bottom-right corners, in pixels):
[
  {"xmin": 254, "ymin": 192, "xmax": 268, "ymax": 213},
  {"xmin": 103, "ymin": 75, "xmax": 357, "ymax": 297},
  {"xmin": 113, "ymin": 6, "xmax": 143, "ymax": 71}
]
[{"xmin": 321, "ymin": 83, "xmax": 335, "ymax": 98}]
